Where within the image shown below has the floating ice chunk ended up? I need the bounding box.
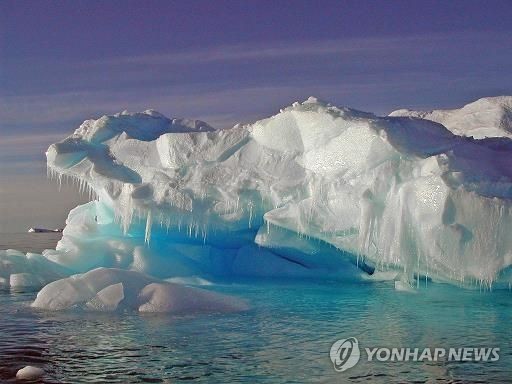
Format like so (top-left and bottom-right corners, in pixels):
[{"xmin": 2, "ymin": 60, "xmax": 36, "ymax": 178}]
[
  {"xmin": 9, "ymin": 273, "xmax": 42, "ymax": 289},
  {"xmin": 16, "ymin": 366, "xmax": 45, "ymax": 380},
  {"xmin": 0, "ymin": 250, "xmax": 70, "ymax": 290},
  {"xmin": 32, "ymin": 268, "xmax": 247, "ymax": 314},
  {"xmin": 32, "ymin": 268, "xmax": 154, "ymax": 310},
  {"xmin": 394, "ymin": 280, "xmax": 418, "ymax": 293}
]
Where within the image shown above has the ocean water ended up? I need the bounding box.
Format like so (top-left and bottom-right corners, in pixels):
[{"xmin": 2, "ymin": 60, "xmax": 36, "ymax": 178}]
[{"xmin": 1, "ymin": 234, "xmax": 511, "ymax": 383}]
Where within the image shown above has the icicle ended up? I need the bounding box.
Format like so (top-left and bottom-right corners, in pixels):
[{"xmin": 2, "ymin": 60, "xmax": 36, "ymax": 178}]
[
  {"xmin": 202, "ymin": 226, "xmax": 207, "ymax": 244},
  {"xmin": 248, "ymin": 201, "xmax": 254, "ymax": 229},
  {"xmin": 144, "ymin": 210, "xmax": 153, "ymax": 244}
]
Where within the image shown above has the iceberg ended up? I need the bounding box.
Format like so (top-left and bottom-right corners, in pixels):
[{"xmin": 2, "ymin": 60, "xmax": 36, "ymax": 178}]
[
  {"xmin": 4, "ymin": 96, "xmax": 512, "ymax": 305},
  {"xmin": 37, "ymin": 96, "xmax": 512, "ymax": 291}
]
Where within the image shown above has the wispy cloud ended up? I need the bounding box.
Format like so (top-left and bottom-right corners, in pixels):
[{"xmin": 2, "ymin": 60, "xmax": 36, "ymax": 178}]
[
  {"xmin": 86, "ymin": 38, "xmax": 394, "ymax": 66},
  {"xmin": 82, "ymin": 31, "xmax": 508, "ymax": 67},
  {"xmin": 0, "ymin": 133, "xmax": 66, "ymax": 175},
  {"xmin": 0, "ymin": 132, "xmax": 65, "ymax": 155},
  {"xmin": 1, "ymin": 132, "xmax": 66, "ymax": 146}
]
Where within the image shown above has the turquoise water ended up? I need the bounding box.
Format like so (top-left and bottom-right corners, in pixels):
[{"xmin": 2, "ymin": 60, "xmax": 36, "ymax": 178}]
[
  {"xmin": 1, "ymin": 281, "xmax": 511, "ymax": 383},
  {"xmin": 1, "ymin": 234, "xmax": 511, "ymax": 383}
]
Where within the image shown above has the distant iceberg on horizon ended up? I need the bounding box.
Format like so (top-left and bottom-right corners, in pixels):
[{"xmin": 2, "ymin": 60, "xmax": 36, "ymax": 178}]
[
  {"xmin": 28, "ymin": 227, "xmax": 63, "ymax": 233},
  {"xmin": 3, "ymin": 95, "xmax": 512, "ymax": 308}
]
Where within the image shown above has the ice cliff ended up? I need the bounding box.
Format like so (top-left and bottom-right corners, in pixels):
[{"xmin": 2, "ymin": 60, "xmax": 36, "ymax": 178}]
[{"xmin": 3, "ymin": 96, "xmax": 512, "ymax": 302}]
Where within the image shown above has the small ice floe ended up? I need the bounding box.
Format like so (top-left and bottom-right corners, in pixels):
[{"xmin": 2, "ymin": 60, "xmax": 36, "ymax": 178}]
[
  {"xmin": 0, "ymin": 250, "xmax": 70, "ymax": 291},
  {"xmin": 394, "ymin": 280, "xmax": 418, "ymax": 293},
  {"xmin": 16, "ymin": 365, "xmax": 45, "ymax": 380}
]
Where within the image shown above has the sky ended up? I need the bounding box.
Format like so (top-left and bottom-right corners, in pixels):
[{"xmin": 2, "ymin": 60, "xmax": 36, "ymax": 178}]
[{"xmin": 1, "ymin": 0, "xmax": 512, "ymax": 232}]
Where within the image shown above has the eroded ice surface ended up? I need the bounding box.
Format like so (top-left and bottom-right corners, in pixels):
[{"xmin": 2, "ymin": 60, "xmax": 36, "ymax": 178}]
[
  {"xmin": 32, "ymin": 267, "xmax": 247, "ymax": 313},
  {"xmin": 4, "ymin": 97, "xmax": 512, "ymax": 301}
]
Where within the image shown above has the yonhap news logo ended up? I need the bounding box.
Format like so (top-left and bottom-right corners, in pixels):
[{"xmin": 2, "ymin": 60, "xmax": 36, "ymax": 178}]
[
  {"xmin": 329, "ymin": 337, "xmax": 360, "ymax": 372},
  {"xmin": 329, "ymin": 337, "xmax": 499, "ymax": 372}
]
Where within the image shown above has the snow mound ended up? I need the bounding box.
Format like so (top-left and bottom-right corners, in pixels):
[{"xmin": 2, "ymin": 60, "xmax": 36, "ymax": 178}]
[
  {"xmin": 389, "ymin": 96, "xmax": 512, "ymax": 139},
  {"xmin": 40, "ymin": 97, "xmax": 512, "ymax": 288},
  {"xmin": 32, "ymin": 267, "xmax": 248, "ymax": 313}
]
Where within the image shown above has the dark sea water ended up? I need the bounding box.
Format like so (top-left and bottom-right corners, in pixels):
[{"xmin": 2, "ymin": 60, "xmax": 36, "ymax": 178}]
[{"xmin": 1, "ymin": 234, "xmax": 512, "ymax": 383}]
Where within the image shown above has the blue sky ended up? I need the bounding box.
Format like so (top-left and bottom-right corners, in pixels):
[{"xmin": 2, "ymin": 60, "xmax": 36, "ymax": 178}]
[{"xmin": 1, "ymin": 0, "xmax": 512, "ymax": 231}]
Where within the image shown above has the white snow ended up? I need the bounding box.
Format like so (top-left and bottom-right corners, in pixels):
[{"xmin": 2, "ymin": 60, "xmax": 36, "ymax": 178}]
[{"xmin": 389, "ymin": 96, "xmax": 512, "ymax": 139}]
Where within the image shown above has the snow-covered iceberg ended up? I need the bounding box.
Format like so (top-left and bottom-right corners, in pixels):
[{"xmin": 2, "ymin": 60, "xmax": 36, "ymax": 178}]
[
  {"xmin": 34, "ymin": 96, "xmax": 512, "ymax": 291},
  {"xmin": 4, "ymin": 96, "xmax": 512, "ymax": 303}
]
